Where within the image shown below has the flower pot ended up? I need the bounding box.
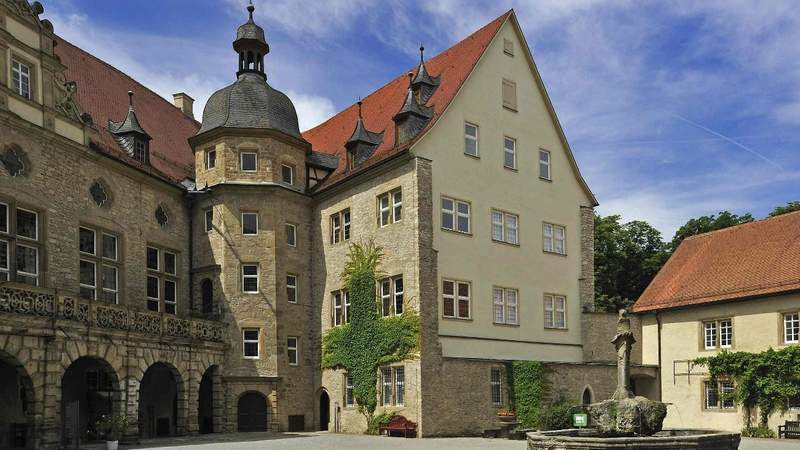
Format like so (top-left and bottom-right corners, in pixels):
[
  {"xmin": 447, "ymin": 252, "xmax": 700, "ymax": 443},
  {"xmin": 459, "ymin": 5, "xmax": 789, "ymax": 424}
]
[
  {"xmin": 106, "ymin": 440, "xmax": 119, "ymax": 450},
  {"xmin": 498, "ymin": 415, "xmax": 516, "ymax": 423}
]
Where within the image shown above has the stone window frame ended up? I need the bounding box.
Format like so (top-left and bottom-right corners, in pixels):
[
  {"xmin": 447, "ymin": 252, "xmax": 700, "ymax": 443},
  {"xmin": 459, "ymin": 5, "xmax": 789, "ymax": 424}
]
[
  {"xmin": 464, "ymin": 122, "xmax": 479, "ymax": 158},
  {"xmin": 241, "ymin": 211, "xmax": 259, "ymax": 236},
  {"xmin": 242, "ymin": 328, "xmax": 260, "ymax": 359},
  {"xmin": 329, "ymin": 208, "xmax": 351, "ymax": 245},
  {"xmin": 204, "ymin": 208, "xmax": 213, "ymax": 233},
  {"xmin": 490, "ymin": 366, "xmax": 504, "ymax": 406},
  {"xmin": 0, "ymin": 199, "xmax": 45, "ymax": 287},
  {"xmin": 493, "ymin": 286, "xmax": 519, "ymax": 326},
  {"xmin": 331, "ymin": 289, "xmax": 350, "ymax": 326},
  {"xmin": 544, "ymin": 293, "xmax": 567, "ymax": 329},
  {"xmin": 78, "ymin": 225, "xmax": 122, "ymax": 304},
  {"xmin": 441, "ymin": 196, "xmax": 471, "ymax": 235},
  {"xmin": 543, "ymin": 222, "xmax": 566, "ymax": 255},
  {"xmin": 287, "ymin": 336, "xmax": 299, "ymax": 366},
  {"xmin": 380, "ymin": 365, "xmax": 405, "ymax": 407},
  {"xmin": 502, "ymin": 78, "xmax": 517, "ymax": 112},
  {"xmin": 442, "ymin": 278, "xmax": 471, "ymax": 320},
  {"xmin": 491, "ymin": 209, "xmax": 519, "ymax": 246},
  {"xmin": 146, "ymin": 245, "xmax": 179, "ymax": 314},
  {"xmin": 285, "ymin": 222, "xmax": 297, "ymax": 247},
  {"xmin": 281, "ymin": 163, "xmax": 295, "ymax": 186},
  {"xmin": 378, "ymin": 274, "xmax": 404, "ymax": 318},
  {"xmin": 241, "ymin": 264, "xmax": 260, "ymax": 294},
  {"xmin": 286, "ymin": 274, "xmax": 298, "ymax": 304},
  {"xmin": 703, "ymin": 379, "xmax": 736, "ymax": 411},
  {"xmin": 344, "ymin": 372, "xmax": 355, "ymax": 407},
  {"xmin": 539, "ymin": 149, "xmax": 552, "ymax": 181},
  {"xmin": 784, "ymin": 311, "xmax": 799, "ymax": 344},
  {"xmin": 205, "ymin": 148, "xmax": 217, "ymax": 170},
  {"xmin": 240, "ymin": 151, "xmax": 258, "ymax": 172},
  {"xmin": 503, "ymin": 136, "xmax": 517, "ymax": 171},
  {"xmin": 377, "ymin": 188, "xmax": 402, "ymax": 228},
  {"xmin": 700, "ymin": 318, "xmax": 733, "ymax": 350},
  {"xmin": 10, "ymin": 53, "xmax": 36, "ymax": 102}
]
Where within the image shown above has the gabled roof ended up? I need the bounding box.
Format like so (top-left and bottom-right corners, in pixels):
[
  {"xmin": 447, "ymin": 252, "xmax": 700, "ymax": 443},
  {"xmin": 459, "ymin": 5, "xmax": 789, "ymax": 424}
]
[
  {"xmin": 55, "ymin": 39, "xmax": 200, "ymax": 182},
  {"xmin": 302, "ymin": 10, "xmax": 512, "ymax": 190},
  {"xmin": 633, "ymin": 211, "xmax": 800, "ymax": 313}
]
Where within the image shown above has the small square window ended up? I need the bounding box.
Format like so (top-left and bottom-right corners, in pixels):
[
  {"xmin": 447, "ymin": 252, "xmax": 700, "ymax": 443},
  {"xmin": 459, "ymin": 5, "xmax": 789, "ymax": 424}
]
[
  {"xmin": 206, "ymin": 149, "xmax": 216, "ymax": 169},
  {"xmin": 543, "ymin": 223, "xmax": 566, "ymax": 254},
  {"xmin": 282, "ymin": 164, "xmax": 295, "ymax": 185},
  {"xmin": 286, "ymin": 223, "xmax": 297, "ymax": 247},
  {"xmin": 441, "ymin": 197, "xmax": 470, "ymax": 234},
  {"xmin": 243, "ymin": 329, "xmax": 260, "ymax": 358},
  {"xmin": 240, "ymin": 152, "xmax": 257, "ymax": 172},
  {"xmin": 242, "ymin": 265, "xmax": 259, "ymax": 293},
  {"xmin": 241, "ymin": 212, "xmax": 258, "ymax": 235},
  {"xmin": 287, "ymin": 336, "xmax": 299, "ymax": 366}
]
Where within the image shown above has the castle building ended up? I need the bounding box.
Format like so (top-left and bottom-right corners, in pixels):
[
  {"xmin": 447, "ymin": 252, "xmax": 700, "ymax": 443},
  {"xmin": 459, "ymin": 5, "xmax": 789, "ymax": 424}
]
[{"xmin": 0, "ymin": 1, "xmax": 652, "ymax": 447}]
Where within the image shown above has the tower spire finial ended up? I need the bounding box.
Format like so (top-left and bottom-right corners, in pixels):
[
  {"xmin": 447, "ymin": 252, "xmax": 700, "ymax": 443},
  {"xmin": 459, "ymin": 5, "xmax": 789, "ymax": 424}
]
[
  {"xmin": 247, "ymin": 0, "xmax": 255, "ymax": 21},
  {"xmin": 420, "ymin": 45, "xmax": 425, "ymax": 63},
  {"xmin": 128, "ymin": 90, "xmax": 134, "ymax": 109},
  {"xmin": 357, "ymin": 97, "xmax": 363, "ymax": 119}
]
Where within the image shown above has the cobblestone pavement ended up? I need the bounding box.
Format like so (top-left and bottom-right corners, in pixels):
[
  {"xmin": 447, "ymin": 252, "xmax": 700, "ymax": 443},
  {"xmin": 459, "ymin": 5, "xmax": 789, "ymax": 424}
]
[{"xmin": 87, "ymin": 433, "xmax": 800, "ymax": 450}]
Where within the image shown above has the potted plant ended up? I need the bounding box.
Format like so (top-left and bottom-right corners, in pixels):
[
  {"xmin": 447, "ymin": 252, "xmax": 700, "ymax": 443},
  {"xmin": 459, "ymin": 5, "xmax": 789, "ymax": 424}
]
[
  {"xmin": 496, "ymin": 409, "xmax": 517, "ymax": 422},
  {"xmin": 95, "ymin": 415, "xmax": 129, "ymax": 450}
]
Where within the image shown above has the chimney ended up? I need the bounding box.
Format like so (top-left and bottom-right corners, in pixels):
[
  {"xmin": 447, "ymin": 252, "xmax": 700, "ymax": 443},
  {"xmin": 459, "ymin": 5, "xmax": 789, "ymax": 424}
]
[{"xmin": 172, "ymin": 93, "xmax": 195, "ymax": 119}]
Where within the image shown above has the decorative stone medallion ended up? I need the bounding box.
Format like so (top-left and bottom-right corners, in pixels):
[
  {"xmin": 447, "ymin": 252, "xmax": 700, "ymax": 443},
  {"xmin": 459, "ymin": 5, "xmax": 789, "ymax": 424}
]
[
  {"xmin": 89, "ymin": 180, "xmax": 110, "ymax": 207},
  {"xmin": 155, "ymin": 205, "xmax": 169, "ymax": 227},
  {"xmin": 1, "ymin": 145, "xmax": 27, "ymax": 177}
]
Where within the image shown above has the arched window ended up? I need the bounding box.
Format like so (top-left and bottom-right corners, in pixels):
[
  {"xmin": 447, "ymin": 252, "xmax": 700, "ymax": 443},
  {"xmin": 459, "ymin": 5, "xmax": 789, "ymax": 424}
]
[
  {"xmin": 201, "ymin": 279, "xmax": 213, "ymax": 315},
  {"xmin": 582, "ymin": 386, "xmax": 593, "ymax": 405}
]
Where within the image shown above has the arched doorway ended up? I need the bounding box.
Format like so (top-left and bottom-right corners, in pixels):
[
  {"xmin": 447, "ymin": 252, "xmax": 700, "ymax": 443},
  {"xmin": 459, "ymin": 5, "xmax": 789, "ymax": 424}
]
[
  {"xmin": 582, "ymin": 386, "xmax": 593, "ymax": 406},
  {"xmin": 201, "ymin": 278, "xmax": 213, "ymax": 314},
  {"xmin": 61, "ymin": 357, "xmax": 121, "ymax": 447},
  {"xmin": 319, "ymin": 391, "xmax": 330, "ymax": 431},
  {"xmin": 0, "ymin": 352, "xmax": 34, "ymax": 449},
  {"xmin": 139, "ymin": 362, "xmax": 181, "ymax": 438},
  {"xmin": 198, "ymin": 366, "xmax": 217, "ymax": 434},
  {"xmin": 237, "ymin": 392, "xmax": 268, "ymax": 432}
]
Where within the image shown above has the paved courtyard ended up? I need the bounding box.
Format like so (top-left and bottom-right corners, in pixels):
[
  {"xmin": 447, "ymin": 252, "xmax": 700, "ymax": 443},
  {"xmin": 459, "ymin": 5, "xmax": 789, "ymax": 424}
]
[{"xmin": 89, "ymin": 432, "xmax": 800, "ymax": 450}]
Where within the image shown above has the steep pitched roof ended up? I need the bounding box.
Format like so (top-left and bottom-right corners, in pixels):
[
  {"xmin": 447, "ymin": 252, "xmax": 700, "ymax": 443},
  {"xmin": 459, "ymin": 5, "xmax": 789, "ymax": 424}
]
[
  {"xmin": 633, "ymin": 211, "xmax": 800, "ymax": 313},
  {"xmin": 55, "ymin": 39, "xmax": 200, "ymax": 182},
  {"xmin": 302, "ymin": 10, "xmax": 512, "ymax": 190}
]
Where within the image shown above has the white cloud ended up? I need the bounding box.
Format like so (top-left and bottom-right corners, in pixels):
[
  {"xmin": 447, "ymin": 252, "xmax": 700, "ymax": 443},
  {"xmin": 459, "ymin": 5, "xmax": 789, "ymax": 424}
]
[{"xmin": 287, "ymin": 91, "xmax": 336, "ymax": 131}]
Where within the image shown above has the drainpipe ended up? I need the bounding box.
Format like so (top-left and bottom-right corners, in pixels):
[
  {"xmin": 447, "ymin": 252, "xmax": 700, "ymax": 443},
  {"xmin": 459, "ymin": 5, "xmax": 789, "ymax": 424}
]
[{"xmin": 656, "ymin": 312, "xmax": 663, "ymax": 401}]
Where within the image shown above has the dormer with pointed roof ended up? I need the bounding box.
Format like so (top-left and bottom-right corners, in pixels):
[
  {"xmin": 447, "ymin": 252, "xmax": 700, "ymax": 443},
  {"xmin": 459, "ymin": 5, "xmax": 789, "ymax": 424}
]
[
  {"xmin": 108, "ymin": 91, "xmax": 151, "ymax": 164},
  {"xmin": 411, "ymin": 46, "xmax": 440, "ymax": 104},
  {"xmin": 345, "ymin": 101, "xmax": 384, "ymax": 171},
  {"xmin": 393, "ymin": 72, "xmax": 433, "ymax": 145}
]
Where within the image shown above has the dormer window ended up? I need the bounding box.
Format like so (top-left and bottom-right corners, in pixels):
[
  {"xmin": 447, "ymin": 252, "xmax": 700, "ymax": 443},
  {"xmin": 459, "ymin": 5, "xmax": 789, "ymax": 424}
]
[
  {"xmin": 133, "ymin": 140, "xmax": 148, "ymax": 164},
  {"xmin": 109, "ymin": 91, "xmax": 152, "ymax": 166}
]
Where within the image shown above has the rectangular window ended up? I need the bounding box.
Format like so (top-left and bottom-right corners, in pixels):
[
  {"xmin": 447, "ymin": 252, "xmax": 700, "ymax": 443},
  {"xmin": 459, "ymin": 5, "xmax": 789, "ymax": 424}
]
[
  {"xmin": 17, "ymin": 208, "xmax": 38, "ymax": 240},
  {"xmin": 492, "ymin": 210, "xmax": 519, "ymax": 245},
  {"xmin": 543, "ymin": 223, "xmax": 566, "ymax": 254},
  {"xmin": 164, "ymin": 252, "xmax": 176, "ymax": 275},
  {"xmin": 146, "ymin": 275, "xmax": 160, "ymax": 311},
  {"xmin": 539, "ymin": 150, "xmax": 551, "ymax": 180},
  {"xmin": 704, "ymin": 381, "xmax": 719, "ymax": 409},
  {"xmin": 503, "ymin": 137, "xmax": 516, "ymax": 169},
  {"xmin": 382, "ymin": 367, "xmax": 393, "ymax": 406},
  {"xmin": 146, "ymin": 245, "xmax": 178, "ymax": 313},
  {"xmin": 789, "ymin": 395, "xmax": 800, "ymax": 410},
  {"xmin": 491, "ymin": 367, "xmax": 503, "ymax": 406},
  {"xmin": 240, "ymin": 152, "xmax": 257, "ymax": 172},
  {"xmin": 464, "ymin": 122, "xmax": 479, "ymax": 157},
  {"xmin": 102, "ymin": 234, "xmax": 117, "ymax": 260},
  {"xmin": 287, "ymin": 274, "xmax": 297, "ymax": 303},
  {"xmin": 242, "ymin": 265, "xmax": 259, "ymax": 293},
  {"xmin": 441, "ymin": 197, "xmax": 470, "ymax": 234},
  {"xmin": 281, "ymin": 164, "xmax": 295, "ymax": 185},
  {"xmin": 241, "ymin": 212, "xmax": 258, "ymax": 235},
  {"xmin": 785, "ymin": 312, "xmax": 799, "ymax": 344},
  {"xmin": 330, "ymin": 209, "xmax": 351, "ymax": 244},
  {"xmin": 0, "ymin": 202, "xmax": 39, "ymax": 285},
  {"xmin": 378, "ymin": 189, "xmax": 402, "ymax": 227},
  {"xmin": 394, "ymin": 367, "xmax": 405, "ymax": 406},
  {"xmin": 720, "ymin": 319, "xmax": 733, "ymax": 348},
  {"xmin": 287, "ymin": 336, "xmax": 299, "ymax": 366},
  {"xmin": 146, "ymin": 246, "xmax": 159, "ymax": 271},
  {"xmin": 345, "ymin": 373, "xmax": 354, "ymax": 406},
  {"xmin": 243, "ymin": 329, "xmax": 260, "ymax": 359},
  {"xmin": 164, "ymin": 279, "xmax": 176, "ymax": 314},
  {"xmin": 79, "ymin": 259, "xmax": 96, "ymax": 300},
  {"xmin": 206, "ymin": 149, "xmax": 216, "ymax": 169},
  {"xmin": 79, "ymin": 227, "xmax": 119, "ymax": 302},
  {"xmin": 378, "ymin": 275, "xmax": 404, "ymax": 317},
  {"xmin": 493, "ymin": 287, "xmax": 519, "ymax": 325},
  {"xmin": 205, "ymin": 209, "xmax": 213, "ymax": 232},
  {"xmin": 502, "ymin": 79, "xmax": 517, "ymax": 111},
  {"xmin": 0, "ymin": 240, "xmax": 7, "ymax": 282},
  {"xmin": 0, "ymin": 203, "xmax": 7, "ymax": 234},
  {"xmin": 332, "ymin": 290, "xmax": 350, "ymax": 326},
  {"xmin": 286, "ymin": 223, "xmax": 297, "ymax": 247},
  {"xmin": 12, "ymin": 60, "xmax": 31, "ymax": 100},
  {"xmin": 79, "ymin": 227, "xmax": 95, "ymax": 255},
  {"xmin": 720, "ymin": 381, "xmax": 735, "ymax": 409},
  {"xmin": 703, "ymin": 319, "xmax": 733, "ymax": 349},
  {"xmin": 704, "ymin": 321, "xmax": 718, "ymax": 350},
  {"xmin": 544, "ymin": 294, "xmax": 567, "ymax": 329},
  {"xmin": 344, "ymin": 291, "xmax": 351, "ymax": 324},
  {"xmin": 442, "ymin": 279, "xmax": 470, "ymax": 319},
  {"xmin": 503, "ymin": 38, "xmax": 514, "ymax": 56},
  {"xmin": 380, "ymin": 366, "xmax": 405, "ymax": 406},
  {"xmin": 705, "ymin": 380, "xmax": 735, "ymax": 410}
]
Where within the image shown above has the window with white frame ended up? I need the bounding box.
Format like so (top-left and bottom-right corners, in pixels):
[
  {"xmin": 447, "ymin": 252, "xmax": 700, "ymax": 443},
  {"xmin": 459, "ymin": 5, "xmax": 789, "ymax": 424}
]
[
  {"xmin": 381, "ymin": 366, "xmax": 405, "ymax": 406},
  {"xmin": 379, "ymin": 275, "xmax": 404, "ymax": 317},
  {"xmin": 243, "ymin": 329, "xmax": 260, "ymax": 359},
  {"xmin": 330, "ymin": 208, "xmax": 350, "ymax": 244},
  {"xmin": 464, "ymin": 122, "xmax": 479, "ymax": 157},
  {"xmin": 703, "ymin": 319, "xmax": 733, "ymax": 349},
  {"xmin": 240, "ymin": 152, "xmax": 257, "ymax": 171},
  {"xmin": 0, "ymin": 203, "xmax": 42, "ymax": 286},
  {"xmin": 705, "ymin": 380, "xmax": 735, "ymax": 409},
  {"xmin": 206, "ymin": 149, "xmax": 216, "ymax": 169},
  {"xmin": 287, "ymin": 336, "xmax": 299, "ymax": 365},
  {"xmin": 442, "ymin": 279, "xmax": 470, "ymax": 319},
  {"xmin": 377, "ymin": 189, "xmax": 402, "ymax": 227},
  {"xmin": 344, "ymin": 372, "xmax": 354, "ymax": 406},
  {"xmin": 146, "ymin": 246, "xmax": 178, "ymax": 314},
  {"xmin": 12, "ymin": 60, "xmax": 31, "ymax": 100},
  {"xmin": 503, "ymin": 137, "xmax": 517, "ymax": 170},
  {"xmin": 544, "ymin": 294, "xmax": 567, "ymax": 329},
  {"xmin": 79, "ymin": 227, "xmax": 120, "ymax": 303},
  {"xmin": 332, "ymin": 290, "xmax": 350, "ymax": 326},
  {"xmin": 493, "ymin": 287, "xmax": 518, "ymax": 325},
  {"xmin": 286, "ymin": 223, "xmax": 297, "ymax": 247},
  {"xmin": 204, "ymin": 208, "xmax": 213, "ymax": 233},
  {"xmin": 785, "ymin": 312, "xmax": 799, "ymax": 344},
  {"xmin": 543, "ymin": 223, "xmax": 566, "ymax": 254},
  {"xmin": 242, "ymin": 264, "xmax": 259, "ymax": 293},
  {"xmin": 539, "ymin": 150, "xmax": 551, "ymax": 180},
  {"xmin": 241, "ymin": 212, "xmax": 258, "ymax": 235},
  {"xmin": 491, "ymin": 367, "xmax": 503, "ymax": 406},
  {"xmin": 286, "ymin": 274, "xmax": 298, "ymax": 303},
  {"xmin": 281, "ymin": 164, "xmax": 295, "ymax": 185},
  {"xmin": 441, "ymin": 197, "xmax": 470, "ymax": 234},
  {"xmin": 491, "ymin": 210, "xmax": 518, "ymax": 245}
]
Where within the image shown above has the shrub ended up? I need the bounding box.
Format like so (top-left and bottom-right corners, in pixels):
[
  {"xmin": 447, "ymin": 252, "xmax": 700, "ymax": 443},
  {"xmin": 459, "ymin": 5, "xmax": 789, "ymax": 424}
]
[
  {"xmin": 538, "ymin": 394, "xmax": 576, "ymax": 431},
  {"xmin": 95, "ymin": 415, "xmax": 129, "ymax": 441},
  {"xmin": 741, "ymin": 425, "xmax": 775, "ymax": 438},
  {"xmin": 367, "ymin": 411, "xmax": 396, "ymax": 435},
  {"xmin": 507, "ymin": 361, "xmax": 546, "ymax": 428}
]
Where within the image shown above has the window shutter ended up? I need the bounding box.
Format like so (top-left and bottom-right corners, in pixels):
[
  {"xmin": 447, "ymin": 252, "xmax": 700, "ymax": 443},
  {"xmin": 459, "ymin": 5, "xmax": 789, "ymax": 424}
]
[{"xmin": 502, "ymin": 79, "xmax": 517, "ymax": 111}]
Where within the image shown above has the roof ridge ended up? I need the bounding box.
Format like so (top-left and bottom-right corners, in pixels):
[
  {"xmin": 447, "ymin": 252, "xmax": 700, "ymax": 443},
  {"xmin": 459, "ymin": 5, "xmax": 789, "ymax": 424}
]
[
  {"xmin": 682, "ymin": 208, "xmax": 800, "ymax": 243},
  {"xmin": 56, "ymin": 36, "xmax": 201, "ymax": 129}
]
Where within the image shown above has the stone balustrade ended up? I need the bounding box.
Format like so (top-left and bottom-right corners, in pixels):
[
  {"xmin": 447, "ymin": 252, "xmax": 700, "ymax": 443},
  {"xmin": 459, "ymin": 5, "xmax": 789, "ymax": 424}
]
[{"xmin": 0, "ymin": 283, "xmax": 225, "ymax": 342}]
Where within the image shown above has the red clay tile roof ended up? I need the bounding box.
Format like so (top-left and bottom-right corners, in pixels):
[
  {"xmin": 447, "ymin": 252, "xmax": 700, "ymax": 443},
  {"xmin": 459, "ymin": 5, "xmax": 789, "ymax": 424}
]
[
  {"xmin": 55, "ymin": 39, "xmax": 200, "ymax": 183},
  {"xmin": 633, "ymin": 210, "xmax": 800, "ymax": 313},
  {"xmin": 302, "ymin": 10, "xmax": 512, "ymax": 190}
]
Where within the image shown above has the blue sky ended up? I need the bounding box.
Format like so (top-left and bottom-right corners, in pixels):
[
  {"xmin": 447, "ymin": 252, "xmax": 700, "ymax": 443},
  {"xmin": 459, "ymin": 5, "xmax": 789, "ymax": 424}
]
[{"xmin": 43, "ymin": 1, "xmax": 800, "ymax": 237}]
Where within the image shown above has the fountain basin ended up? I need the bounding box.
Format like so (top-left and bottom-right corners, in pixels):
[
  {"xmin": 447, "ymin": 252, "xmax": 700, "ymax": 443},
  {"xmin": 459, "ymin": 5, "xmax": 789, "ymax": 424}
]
[{"xmin": 527, "ymin": 428, "xmax": 740, "ymax": 449}]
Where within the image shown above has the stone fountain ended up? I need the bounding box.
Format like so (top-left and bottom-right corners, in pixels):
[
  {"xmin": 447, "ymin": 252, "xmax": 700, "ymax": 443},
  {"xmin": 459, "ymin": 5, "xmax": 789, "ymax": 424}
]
[{"xmin": 527, "ymin": 310, "xmax": 741, "ymax": 449}]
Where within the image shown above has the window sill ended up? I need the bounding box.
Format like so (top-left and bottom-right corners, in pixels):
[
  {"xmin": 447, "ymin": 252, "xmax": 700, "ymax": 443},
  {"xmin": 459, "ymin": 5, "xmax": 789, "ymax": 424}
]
[
  {"xmin": 503, "ymin": 166, "xmax": 518, "ymax": 172},
  {"xmin": 493, "ymin": 322, "xmax": 520, "ymax": 327},
  {"xmin": 539, "ymin": 177, "xmax": 552, "ymax": 183},
  {"xmin": 503, "ymin": 106, "xmax": 518, "ymax": 113},
  {"xmin": 441, "ymin": 228, "xmax": 472, "ymax": 237},
  {"xmin": 243, "ymin": 356, "xmax": 260, "ymax": 360},
  {"xmin": 464, "ymin": 153, "xmax": 480, "ymax": 159},
  {"xmin": 442, "ymin": 316, "xmax": 472, "ymax": 322},
  {"xmin": 702, "ymin": 408, "xmax": 738, "ymax": 414},
  {"xmin": 543, "ymin": 250, "xmax": 567, "ymax": 257},
  {"xmin": 544, "ymin": 326, "xmax": 569, "ymax": 331},
  {"xmin": 492, "ymin": 239, "xmax": 520, "ymax": 248}
]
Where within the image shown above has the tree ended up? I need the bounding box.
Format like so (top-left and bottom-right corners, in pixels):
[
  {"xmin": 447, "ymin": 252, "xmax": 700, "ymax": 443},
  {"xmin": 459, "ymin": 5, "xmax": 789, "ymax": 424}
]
[
  {"xmin": 769, "ymin": 201, "xmax": 800, "ymax": 217},
  {"xmin": 669, "ymin": 211, "xmax": 753, "ymax": 251}
]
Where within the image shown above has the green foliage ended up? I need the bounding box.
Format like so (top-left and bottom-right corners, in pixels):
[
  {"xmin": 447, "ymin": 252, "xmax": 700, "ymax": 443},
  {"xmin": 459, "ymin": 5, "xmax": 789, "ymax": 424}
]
[
  {"xmin": 741, "ymin": 425, "xmax": 776, "ymax": 438},
  {"xmin": 669, "ymin": 211, "xmax": 753, "ymax": 251},
  {"xmin": 367, "ymin": 411, "xmax": 397, "ymax": 435},
  {"xmin": 769, "ymin": 201, "xmax": 800, "ymax": 217},
  {"xmin": 694, "ymin": 346, "xmax": 800, "ymax": 428},
  {"xmin": 321, "ymin": 241, "xmax": 420, "ymax": 428},
  {"xmin": 95, "ymin": 414, "xmax": 129, "ymax": 441},
  {"xmin": 507, "ymin": 361, "xmax": 547, "ymax": 428},
  {"xmin": 537, "ymin": 393, "xmax": 578, "ymax": 431}
]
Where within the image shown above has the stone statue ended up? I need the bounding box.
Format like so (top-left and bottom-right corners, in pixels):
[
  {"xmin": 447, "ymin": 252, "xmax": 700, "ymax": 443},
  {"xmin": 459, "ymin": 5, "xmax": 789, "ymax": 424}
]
[{"xmin": 611, "ymin": 309, "xmax": 635, "ymax": 400}]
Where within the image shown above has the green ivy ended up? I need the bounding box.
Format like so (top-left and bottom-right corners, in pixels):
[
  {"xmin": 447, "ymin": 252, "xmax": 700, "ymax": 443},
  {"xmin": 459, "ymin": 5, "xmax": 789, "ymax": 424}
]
[
  {"xmin": 367, "ymin": 411, "xmax": 397, "ymax": 435},
  {"xmin": 506, "ymin": 361, "xmax": 547, "ymax": 428},
  {"xmin": 694, "ymin": 346, "xmax": 800, "ymax": 429},
  {"xmin": 321, "ymin": 241, "xmax": 420, "ymax": 429}
]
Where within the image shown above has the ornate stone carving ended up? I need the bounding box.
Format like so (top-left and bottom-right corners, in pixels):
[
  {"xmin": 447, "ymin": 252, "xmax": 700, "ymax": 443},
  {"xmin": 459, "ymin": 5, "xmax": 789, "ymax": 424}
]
[
  {"xmin": 54, "ymin": 74, "xmax": 84, "ymax": 123},
  {"xmin": 133, "ymin": 311, "xmax": 161, "ymax": 335},
  {"xmin": 96, "ymin": 305, "xmax": 128, "ymax": 330},
  {"xmin": 89, "ymin": 180, "xmax": 110, "ymax": 207},
  {"xmin": 61, "ymin": 296, "xmax": 89, "ymax": 323},
  {"xmin": 165, "ymin": 316, "xmax": 190, "ymax": 338},
  {"xmin": 1, "ymin": 145, "xmax": 27, "ymax": 177},
  {"xmin": 155, "ymin": 205, "xmax": 169, "ymax": 227},
  {"xmin": 0, "ymin": 286, "xmax": 54, "ymax": 316}
]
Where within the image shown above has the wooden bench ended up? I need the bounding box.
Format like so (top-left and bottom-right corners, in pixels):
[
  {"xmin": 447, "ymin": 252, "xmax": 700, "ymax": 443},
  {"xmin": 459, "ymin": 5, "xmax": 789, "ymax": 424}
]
[
  {"xmin": 379, "ymin": 415, "xmax": 417, "ymax": 438},
  {"xmin": 779, "ymin": 421, "xmax": 800, "ymax": 439}
]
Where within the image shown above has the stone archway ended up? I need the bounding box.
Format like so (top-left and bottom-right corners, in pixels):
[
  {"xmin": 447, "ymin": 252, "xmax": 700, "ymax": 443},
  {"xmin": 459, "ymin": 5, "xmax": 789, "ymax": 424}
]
[
  {"xmin": 582, "ymin": 385, "xmax": 594, "ymax": 406},
  {"xmin": 139, "ymin": 362, "xmax": 185, "ymax": 438},
  {"xmin": 0, "ymin": 351, "xmax": 34, "ymax": 449},
  {"xmin": 197, "ymin": 365, "xmax": 219, "ymax": 434},
  {"xmin": 237, "ymin": 391, "xmax": 268, "ymax": 432},
  {"xmin": 319, "ymin": 390, "xmax": 330, "ymax": 431},
  {"xmin": 61, "ymin": 356, "xmax": 122, "ymax": 447}
]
